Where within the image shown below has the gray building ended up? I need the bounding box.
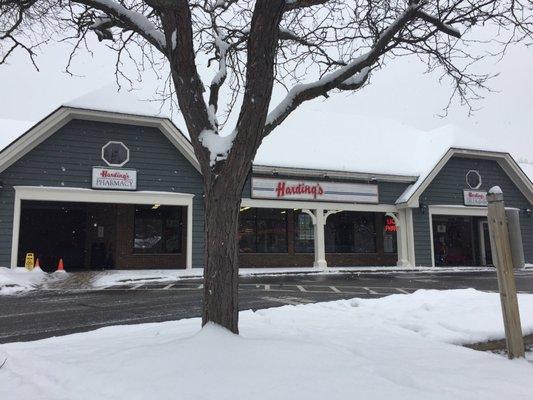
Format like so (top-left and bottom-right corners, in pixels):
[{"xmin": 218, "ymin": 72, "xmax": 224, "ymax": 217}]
[{"xmin": 0, "ymin": 106, "xmax": 531, "ymax": 271}]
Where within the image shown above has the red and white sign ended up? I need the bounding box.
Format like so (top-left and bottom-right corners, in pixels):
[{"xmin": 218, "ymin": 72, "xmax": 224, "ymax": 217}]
[
  {"xmin": 463, "ymin": 189, "xmax": 487, "ymax": 206},
  {"xmin": 252, "ymin": 177, "xmax": 378, "ymax": 203},
  {"xmin": 92, "ymin": 167, "xmax": 137, "ymax": 190}
]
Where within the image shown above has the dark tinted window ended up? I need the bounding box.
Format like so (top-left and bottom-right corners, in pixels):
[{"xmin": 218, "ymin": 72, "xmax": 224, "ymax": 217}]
[{"xmin": 134, "ymin": 205, "xmax": 182, "ymax": 254}]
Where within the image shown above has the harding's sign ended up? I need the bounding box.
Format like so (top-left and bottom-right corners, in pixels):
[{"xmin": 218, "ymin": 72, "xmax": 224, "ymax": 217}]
[
  {"xmin": 252, "ymin": 177, "xmax": 378, "ymax": 203},
  {"xmin": 463, "ymin": 189, "xmax": 487, "ymax": 206},
  {"xmin": 92, "ymin": 167, "xmax": 137, "ymax": 190}
]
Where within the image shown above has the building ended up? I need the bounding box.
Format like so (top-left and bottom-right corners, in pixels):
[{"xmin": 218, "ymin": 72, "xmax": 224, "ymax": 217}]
[{"xmin": 0, "ymin": 102, "xmax": 532, "ymax": 271}]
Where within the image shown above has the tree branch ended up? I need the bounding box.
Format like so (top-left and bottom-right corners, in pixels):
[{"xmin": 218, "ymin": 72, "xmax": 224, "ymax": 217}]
[{"xmin": 415, "ymin": 10, "xmax": 461, "ymax": 39}]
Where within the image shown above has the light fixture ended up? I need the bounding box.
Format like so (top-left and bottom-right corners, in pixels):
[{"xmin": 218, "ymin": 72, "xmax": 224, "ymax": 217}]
[
  {"xmin": 152, "ymin": 204, "xmax": 160, "ymax": 210},
  {"xmin": 419, "ymin": 203, "xmax": 428, "ymax": 215},
  {"xmin": 526, "ymin": 208, "xmax": 532, "ymax": 218}
]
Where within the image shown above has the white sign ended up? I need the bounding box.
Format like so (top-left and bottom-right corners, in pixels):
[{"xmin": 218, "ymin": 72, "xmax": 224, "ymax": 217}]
[
  {"xmin": 92, "ymin": 167, "xmax": 137, "ymax": 190},
  {"xmin": 463, "ymin": 189, "xmax": 487, "ymax": 206},
  {"xmin": 252, "ymin": 177, "xmax": 378, "ymax": 203}
]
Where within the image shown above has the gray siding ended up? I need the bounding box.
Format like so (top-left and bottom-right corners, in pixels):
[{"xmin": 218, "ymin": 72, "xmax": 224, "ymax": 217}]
[
  {"xmin": 0, "ymin": 119, "xmax": 205, "ymax": 267},
  {"xmin": 413, "ymin": 156, "xmax": 533, "ymax": 265}
]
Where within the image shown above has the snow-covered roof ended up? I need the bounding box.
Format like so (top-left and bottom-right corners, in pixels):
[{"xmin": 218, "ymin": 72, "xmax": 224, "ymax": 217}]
[
  {"xmin": 65, "ymin": 85, "xmax": 170, "ymax": 119},
  {"xmin": 255, "ymin": 111, "xmax": 531, "ymax": 178}
]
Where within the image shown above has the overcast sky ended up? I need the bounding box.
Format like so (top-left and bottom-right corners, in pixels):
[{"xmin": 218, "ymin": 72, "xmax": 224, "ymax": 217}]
[{"xmin": 0, "ymin": 31, "xmax": 532, "ymax": 162}]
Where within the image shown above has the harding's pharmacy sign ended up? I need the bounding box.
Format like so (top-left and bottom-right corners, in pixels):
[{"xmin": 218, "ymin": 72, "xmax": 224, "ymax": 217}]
[
  {"xmin": 92, "ymin": 167, "xmax": 137, "ymax": 190},
  {"xmin": 251, "ymin": 177, "xmax": 378, "ymax": 203}
]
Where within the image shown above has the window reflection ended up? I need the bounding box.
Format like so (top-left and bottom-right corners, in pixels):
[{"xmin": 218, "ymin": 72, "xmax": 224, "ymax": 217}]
[{"xmin": 239, "ymin": 208, "xmax": 288, "ymax": 253}]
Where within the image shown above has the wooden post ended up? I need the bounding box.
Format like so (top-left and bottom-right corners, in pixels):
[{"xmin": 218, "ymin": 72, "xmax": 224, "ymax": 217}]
[{"xmin": 486, "ymin": 187, "xmax": 525, "ymax": 359}]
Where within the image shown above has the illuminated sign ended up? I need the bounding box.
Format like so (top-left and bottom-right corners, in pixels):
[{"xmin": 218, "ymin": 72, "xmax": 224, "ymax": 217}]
[
  {"xmin": 384, "ymin": 217, "xmax": 398, "ymax": 232},
  {"xmin": 251, "ymin": 177, "xmax": 378, "ymax": 203}
]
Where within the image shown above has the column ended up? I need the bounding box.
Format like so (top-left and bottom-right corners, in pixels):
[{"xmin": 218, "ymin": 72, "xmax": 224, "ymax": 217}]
[
  {"xmin": 303, "ymin": 209, "xmax": 339, "ymax": 269},
  {"xmin": 386, "ymin": 211, "xmax": 410, "ymax": 267}
]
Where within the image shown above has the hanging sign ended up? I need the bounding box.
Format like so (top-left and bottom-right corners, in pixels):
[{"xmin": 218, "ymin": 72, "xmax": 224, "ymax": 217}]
[
  {"xmin": 463, "ymin": 189, "xmax": 487, "ymax": 206},
  {"xmin": 251, "ymin": 177, "xmax": 378, "ymax": 203},
  {"xmin": 92, "ymin": 167, "xmax": 137, "ymax": 190}
]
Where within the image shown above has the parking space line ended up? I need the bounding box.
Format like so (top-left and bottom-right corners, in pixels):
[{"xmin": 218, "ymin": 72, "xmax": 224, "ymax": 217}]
[
  {"xmin": 396, "ymin": 288, "xmax": 410, "ymax": 294},
  {"xmin": 296, "ymin": 285, "xmax": 307, "ymax": 292},
  {"xmin": 329, "ymin": 286, "xmax": 341, "ymax": 293},
  {"xmin": 264, "ymin": 284, "xmax": 271, "ymax": 291},
  {"xmin": 163, "ymin": 284, "xmax": 175, "ymax": 290},
  {"xmin": 130, "ymin": 284, "xmax": 143, "ymax": 290},
  {"xmin": 363, "ymin": 287, "xmax": 377, "ymax": 294}
]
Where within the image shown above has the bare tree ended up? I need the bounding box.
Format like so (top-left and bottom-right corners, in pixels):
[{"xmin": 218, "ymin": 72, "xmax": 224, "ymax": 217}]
[{"xmin": 1, "ymin": 0, "xmax": 532, "ymax": 333}]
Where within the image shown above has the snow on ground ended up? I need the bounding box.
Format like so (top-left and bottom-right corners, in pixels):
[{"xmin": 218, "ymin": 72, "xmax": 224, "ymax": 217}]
[
  {"xmin": 1, "ymin": 289, "xmax": 532, "ymax": 400},
  {"xmin": 0, "ymin": 267, "xmax": 49, "ymax": 295},
  {"xmin": 86, "ymin": 266, "xmax": 497, "ymax": 289}
]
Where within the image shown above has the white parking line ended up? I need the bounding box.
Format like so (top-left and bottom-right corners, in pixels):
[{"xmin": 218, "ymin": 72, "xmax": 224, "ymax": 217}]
[
  {"xmin": 264, "ymin": 284, "xmax": 271, "ymax": 291},
  {"xmin": 396, "ymin": 288, "xmax": 410, "ymax": 294},
  {"xmin": 296, "ymin": 285, "xmax": 307, "ymax": 292},
  {"xmin": 130, "ymin": 284, "xmax": 143, "ymax": 290},
  {"xmin": 329, "ymin": 286, "xmax": 341, "ymax": 293},
  {"xmin": 197, "ymin": 284, "xmax": 203, "ymax": 289},
  {"xmin": 163, "ymin": 283, "xmax": 175, "ymax": 290},
  {"xmin": 363, "ymin": 287, "xmax": 378, "ymax": 294}
]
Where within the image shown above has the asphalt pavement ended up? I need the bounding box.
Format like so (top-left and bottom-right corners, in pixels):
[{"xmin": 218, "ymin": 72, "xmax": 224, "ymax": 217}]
[{"xmin": 2, "ymin": 269, "xmax": 533, "ymax": 343}]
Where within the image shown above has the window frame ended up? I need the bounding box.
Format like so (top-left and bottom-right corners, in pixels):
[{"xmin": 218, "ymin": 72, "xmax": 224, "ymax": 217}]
[{"xmin": 102, "ymin": 141, "xmax": 130, "ymax": 167}]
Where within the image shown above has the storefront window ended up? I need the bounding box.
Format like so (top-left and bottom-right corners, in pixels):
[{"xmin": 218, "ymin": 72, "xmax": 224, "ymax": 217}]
[
  {"xmin": 294, "ymin": 211, "xmax": 314, "ymax": 253},
  {"xmin": 325, "ymin": 212, "xmax": 376, "ymax": 253},
  {"xmin": 239, "ymin": 208, "xmax": 288, "ymax": 253},
  {"xmin": 383, "ymin": 215, "xmax": 398, "ymax": 253},
  {"xmin": 133, "ymin": 205, "xmax": 182, "ymax": 254}
]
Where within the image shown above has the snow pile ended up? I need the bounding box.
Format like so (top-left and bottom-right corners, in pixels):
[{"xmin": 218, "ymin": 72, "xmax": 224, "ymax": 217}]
[
  {"xmin": 0, "ymin": 267, "xmax": 47, "ymax": 295},
  {"xmin": 1, "ymin": 289, "xmax": 533, "ymax": 399}
]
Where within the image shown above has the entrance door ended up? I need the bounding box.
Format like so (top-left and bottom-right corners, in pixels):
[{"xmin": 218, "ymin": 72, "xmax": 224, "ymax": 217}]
[
  {"xmin": 432, "ymin": 216, "xmax": 475, "ymax": 266},
  {"xmin": 478, "ymin": 220, "xmax": 493, "ymax": 266}
]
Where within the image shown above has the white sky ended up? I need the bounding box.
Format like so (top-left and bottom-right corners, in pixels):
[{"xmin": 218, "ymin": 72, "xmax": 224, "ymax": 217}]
[{"xmin": 0, "ymin": 31, "xmax": 532, "ymax": 163}]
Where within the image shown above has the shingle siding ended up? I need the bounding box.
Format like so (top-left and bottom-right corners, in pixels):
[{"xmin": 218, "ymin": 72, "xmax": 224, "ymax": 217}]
[
  {"xmin": 413, "ymin": 156, "xmax": 533, "ymax": 265},
  {"xmin": 0, "ymin": 119, "xmax": 205, "ymax": 268}
]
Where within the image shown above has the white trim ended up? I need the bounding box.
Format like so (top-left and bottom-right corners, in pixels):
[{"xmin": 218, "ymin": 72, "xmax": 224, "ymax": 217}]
[
  {"xmin": 241, "ymin": 198, "xmax": 397, "ymax": 213},
  {"xmin": 101, "ymin": 141, "xmax": 130, "ymax": 167},
  {"xmin": 11, "ymin": 186, "xmax": 194, "ymax": 270},
  {"xmin": 0, "ymin": 107, "xmax": 201, "ymax": 175}
]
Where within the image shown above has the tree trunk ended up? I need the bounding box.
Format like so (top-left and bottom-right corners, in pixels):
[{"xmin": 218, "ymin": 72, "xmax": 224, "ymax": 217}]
[{"xmin": 201, "ymin": 179, "xmax": 242, "ymax": 334}]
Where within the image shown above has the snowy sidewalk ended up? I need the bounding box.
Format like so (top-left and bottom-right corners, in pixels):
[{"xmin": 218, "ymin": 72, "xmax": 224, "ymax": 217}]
[{"xmin": 1, "ymin": 289, "xmax": 533, "ymax": 400}]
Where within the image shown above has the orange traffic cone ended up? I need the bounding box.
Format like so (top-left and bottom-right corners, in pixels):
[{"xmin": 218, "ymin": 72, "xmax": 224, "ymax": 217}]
[
  {"xmin": 56, "ymin": 258, "xmax": 65, "ymax": 273},
  {"xmin": 34, "ymin": 258, "xmax": 42, "ymax": 272}
]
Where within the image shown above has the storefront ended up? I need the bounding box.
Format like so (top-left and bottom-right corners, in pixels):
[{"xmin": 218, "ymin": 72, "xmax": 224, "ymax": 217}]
[{"xmin": 0, "ymin": 106, "xmax": 531, "ymax": 270}]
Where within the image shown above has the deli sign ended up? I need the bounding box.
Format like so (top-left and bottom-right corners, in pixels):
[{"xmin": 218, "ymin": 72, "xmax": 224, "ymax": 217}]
[
  {"xmin": 252, "ymin": 177, "xmax": 378, "ymax": 203},
  {"xmin": 92, "ymin": 167, "xmax": 137, "ymax": 191},
  {"xmin": 463, "ymin": 189, "xmax": 487, "ymax": 206}
]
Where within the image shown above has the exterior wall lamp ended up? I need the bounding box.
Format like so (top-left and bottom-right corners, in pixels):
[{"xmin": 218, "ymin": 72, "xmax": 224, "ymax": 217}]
[
  {"xmin": 419, "ymin": 203, "xmax": 428, "ymax": 214},
  {"xmin": 525, "ymin": 208, "xmax": 532, "ymax": 218}
]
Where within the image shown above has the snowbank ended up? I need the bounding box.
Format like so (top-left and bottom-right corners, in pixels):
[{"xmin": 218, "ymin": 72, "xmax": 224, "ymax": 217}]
[
  {"xmin": 1, "ymin": 289, "xmax": 532, "ymax": 399},
  {"xmin": 0, "ymin": 267, "xmax": 47, "ymax": 295}
]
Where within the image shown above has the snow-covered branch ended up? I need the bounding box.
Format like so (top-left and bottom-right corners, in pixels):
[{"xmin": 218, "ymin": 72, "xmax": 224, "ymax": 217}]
[
  {"xmin": 80, "ymin": 0, "xmax": 166, "ymax": 50},
  {"xmin": 208, "ymin": 32, "xmax": 230, "ymax": 116},
  {"xmin": 263, "ymin": 2, "xmax": 421, "ymax": 136},
  {"xmin": 415, "ymin": 10, "xmax": 461, "ymax": 39}
]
